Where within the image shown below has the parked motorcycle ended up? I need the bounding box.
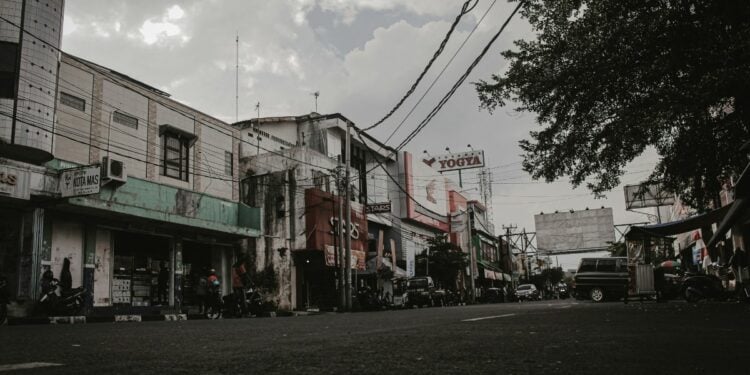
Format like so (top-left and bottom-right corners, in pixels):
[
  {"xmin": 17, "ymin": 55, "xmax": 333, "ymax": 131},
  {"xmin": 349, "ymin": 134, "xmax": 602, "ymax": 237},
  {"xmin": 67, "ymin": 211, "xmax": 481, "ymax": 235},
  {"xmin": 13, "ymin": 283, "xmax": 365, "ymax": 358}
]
[
  {"xmin": 38, "ymin": 278, "xmax": 86, "ymax": 316},
  {"xmin": 222, "ymin": 288, "xmax": 263, "ymax": 318},
  {"xmin": 679, "ymin": 272, "xmax": 725, "ymax": 303},
  {"xmin": 205, "ymin": 289, "xmax": 223, "ymax": 319},
  {"xmin": 0, "ymin": 274, "xmax": 9, "ymax": 325}
]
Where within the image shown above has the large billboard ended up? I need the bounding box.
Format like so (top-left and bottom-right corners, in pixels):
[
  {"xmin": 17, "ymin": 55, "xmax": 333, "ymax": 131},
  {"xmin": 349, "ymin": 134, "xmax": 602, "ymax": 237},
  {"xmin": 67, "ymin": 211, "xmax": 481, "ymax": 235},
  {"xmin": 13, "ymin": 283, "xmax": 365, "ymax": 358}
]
[
  {"xmin": 624, "ymin": 183, "xmax": 675, "ymax": 209},
  {"xmin": 422, "ymin": 150, "xmax": 485, "ymax": 172},
  {"xmin": 305, "ymin": 189, "xmax": 367, "ymax": 270},
  {"xmin": 402, "ymin": 152, "xmax": 449, "ymax": 231},
  {"xmin": 534, "ymin": 208, "xmax": 615, "ymax": 254}
]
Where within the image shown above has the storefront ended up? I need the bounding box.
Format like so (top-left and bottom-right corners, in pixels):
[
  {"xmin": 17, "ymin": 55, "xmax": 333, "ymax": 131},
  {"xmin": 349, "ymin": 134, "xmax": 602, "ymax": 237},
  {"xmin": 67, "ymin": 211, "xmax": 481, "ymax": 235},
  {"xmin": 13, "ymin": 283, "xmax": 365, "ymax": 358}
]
[{"xmin": 300, "ymin": 188, "xmax": 367, "ymax": 310}]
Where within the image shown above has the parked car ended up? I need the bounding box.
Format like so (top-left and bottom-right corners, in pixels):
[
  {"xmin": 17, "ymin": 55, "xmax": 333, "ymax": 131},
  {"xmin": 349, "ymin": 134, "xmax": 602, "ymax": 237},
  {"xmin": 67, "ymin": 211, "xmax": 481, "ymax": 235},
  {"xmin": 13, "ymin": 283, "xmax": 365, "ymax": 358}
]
[
  {"xmin": 573, "ymin": 257, "xmax": 628, "ymax": 302},
  {"xmin": 515, "ymin": 284, "xmax": 540, "ymax": 301},
  {"xmin": 480, "ymin": 287, "xmax": 506, "ymax": 303},
  {"xmin": 406, "ymin": 276, "xmax": 436, "ymax": 307}
]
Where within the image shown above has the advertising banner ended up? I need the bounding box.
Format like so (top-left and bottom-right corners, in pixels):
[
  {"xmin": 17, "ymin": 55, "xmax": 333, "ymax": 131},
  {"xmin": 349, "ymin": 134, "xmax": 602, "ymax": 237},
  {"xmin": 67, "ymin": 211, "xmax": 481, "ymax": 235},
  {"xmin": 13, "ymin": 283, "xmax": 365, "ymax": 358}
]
[
  {"xmin": 422, "ymin": 150, "xmax": 485, "ymax": 172},
  {"xmin": 305, "ymin": 188, "xmax": 368, "ymax": 266}
]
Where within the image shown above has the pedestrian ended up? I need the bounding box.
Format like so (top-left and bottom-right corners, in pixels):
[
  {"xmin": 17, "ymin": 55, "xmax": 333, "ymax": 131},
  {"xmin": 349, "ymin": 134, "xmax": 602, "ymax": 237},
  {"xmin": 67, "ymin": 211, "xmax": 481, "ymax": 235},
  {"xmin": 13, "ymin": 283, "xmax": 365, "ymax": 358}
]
[
  {"xmin": 194, "ymin": 268, "xmax": 208, "ymax": 314},
  {"xmin": 232, "ymin": 256, "xmax": 249, "ymax": 315},
  {"xmin": 157, "ymin": 261, "xmax": 169, "ymax": 305},
  {"xmin": 40, "ymin": 265, "xmax": 55, "ymax": 296},
  {"xmin": 59, "ymin": 258, "xmax": 72, "ymax": 294}
]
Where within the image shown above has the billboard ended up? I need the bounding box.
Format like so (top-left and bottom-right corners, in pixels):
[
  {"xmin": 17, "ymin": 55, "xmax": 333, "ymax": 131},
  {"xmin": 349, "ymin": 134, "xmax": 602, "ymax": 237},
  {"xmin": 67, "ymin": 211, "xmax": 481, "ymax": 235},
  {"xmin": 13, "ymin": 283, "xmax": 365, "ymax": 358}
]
[
  {"xmin": 422, "ymin": 150, "xmax": 485, "ymax": 172},
  {"xmin": 402, "ymin": 152, "xmax": 449, "ymax": 231},
  {"xmin": 624, "ymin": 183, "xmax": 675, "ymax": 209},
  {"xmin": 534, "ymin": 208, "xmax": 615, "ymax": 254},
  {"xmin": 305, "ymin": 188, "xmax": 367, "ymax": 270}
]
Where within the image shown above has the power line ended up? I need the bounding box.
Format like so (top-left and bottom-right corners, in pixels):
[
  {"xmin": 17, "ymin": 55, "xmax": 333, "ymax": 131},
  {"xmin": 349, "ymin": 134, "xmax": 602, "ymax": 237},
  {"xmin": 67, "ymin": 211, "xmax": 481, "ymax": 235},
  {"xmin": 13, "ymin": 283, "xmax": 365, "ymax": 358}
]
[{"xmin": 362, "ymin": 0, "xmax": 478, "ymax": 132}]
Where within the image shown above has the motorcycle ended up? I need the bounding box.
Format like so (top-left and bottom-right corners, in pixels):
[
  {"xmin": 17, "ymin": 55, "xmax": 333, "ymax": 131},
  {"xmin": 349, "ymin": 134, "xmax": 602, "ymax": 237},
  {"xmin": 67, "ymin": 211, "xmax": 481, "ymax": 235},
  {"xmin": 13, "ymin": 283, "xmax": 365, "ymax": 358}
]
[
  {"xmin": 205, "ymin": 289, "xmax": 223, "ymax": 319},
  {"xmin": 222, "ymin": 288, "xmax": 263, "ymax": 318},
  {"xmin": 679, "ymin": 272, "xmax": 725, "ymax": 303},
  {"xmin": 38, "ymin": 278, "xmax": 86, "ymax": 316},
  {"xmin": 0, "ymin": 274, "xmax": 9, "ymax": 325}
]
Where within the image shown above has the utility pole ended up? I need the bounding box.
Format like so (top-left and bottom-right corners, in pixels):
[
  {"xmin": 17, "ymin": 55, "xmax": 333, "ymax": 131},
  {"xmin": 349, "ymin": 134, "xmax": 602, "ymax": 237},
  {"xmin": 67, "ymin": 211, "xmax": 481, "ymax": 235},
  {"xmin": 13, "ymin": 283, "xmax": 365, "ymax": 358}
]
[
  {"xmin": 523, "ymin": 228, "xmax": 531, "ymax": 283},
  {"xmin": 344, "ymin": 123, "xmax": 352, "ymax": 311},
  {"xmin": 467, "ymin": 207, "xmax": 476, "ymax": 303},
  {"xmin": 235, "ymin": 33, "xmax": 239, "ymax": 124},
  {"xmin": 336, "ymin": 164, "xmax": 345, "ymax": 311},
  {"xmin": 502, "ymin": 225, "xmax": 516, "ymax": 286}
]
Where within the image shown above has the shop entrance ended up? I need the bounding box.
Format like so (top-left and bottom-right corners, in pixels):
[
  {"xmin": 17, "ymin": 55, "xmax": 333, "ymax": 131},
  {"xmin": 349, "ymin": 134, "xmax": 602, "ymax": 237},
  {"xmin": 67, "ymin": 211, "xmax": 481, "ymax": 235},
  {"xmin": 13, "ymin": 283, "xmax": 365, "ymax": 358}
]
[
  {"xmin": 181, "ymin": 241, "xmax": 226, "ymax": 308},
  {"xmin": 112, "ymin": 231, "xmax": 170, "ymax": 307},
  {"xmin": 294, "ymin": 251, "xmax": 336, "ymax": 311}
]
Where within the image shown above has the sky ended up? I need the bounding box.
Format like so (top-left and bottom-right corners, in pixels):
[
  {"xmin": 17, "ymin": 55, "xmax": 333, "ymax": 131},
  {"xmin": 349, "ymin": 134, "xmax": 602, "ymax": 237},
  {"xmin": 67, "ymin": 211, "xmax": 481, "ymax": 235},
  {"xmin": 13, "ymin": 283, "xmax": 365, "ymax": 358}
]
[{"xmin": 59, "ymin": 0, "xmax": 661, "ymax": 270}]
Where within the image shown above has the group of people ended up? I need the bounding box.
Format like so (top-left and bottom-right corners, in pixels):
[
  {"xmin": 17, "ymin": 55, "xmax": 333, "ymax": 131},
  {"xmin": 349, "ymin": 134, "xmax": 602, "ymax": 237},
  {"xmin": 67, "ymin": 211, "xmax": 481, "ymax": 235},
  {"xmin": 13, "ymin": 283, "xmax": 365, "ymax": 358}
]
[{"xmin": 189, "ymin": 255, "xmax": 250, "ymax": 314}]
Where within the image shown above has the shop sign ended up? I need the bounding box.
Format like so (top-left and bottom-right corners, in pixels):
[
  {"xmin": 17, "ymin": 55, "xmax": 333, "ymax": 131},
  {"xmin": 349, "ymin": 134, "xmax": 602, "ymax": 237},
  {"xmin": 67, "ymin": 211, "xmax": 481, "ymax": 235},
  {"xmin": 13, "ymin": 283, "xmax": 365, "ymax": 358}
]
[
  {"xmin": 324, "ymin": 245, "xmax": 365, "ymax": 270},
  {"xmin": 0, "ymin": 165, "xmax": 31, "ymax": 200},
  {"xmin": 329, "ymin": 217, "xmax": 361, "ymax": 239},
  {"xmin": 365, "ymin": 201, "xmax": 391, "ymax": 214},
  {"xmin": 422, "ymin": 150, "xmax": 485, "ymax": 172},
  {"xmin": 60, "ymin": 165, "xmax": 101, "ymax": 198}
]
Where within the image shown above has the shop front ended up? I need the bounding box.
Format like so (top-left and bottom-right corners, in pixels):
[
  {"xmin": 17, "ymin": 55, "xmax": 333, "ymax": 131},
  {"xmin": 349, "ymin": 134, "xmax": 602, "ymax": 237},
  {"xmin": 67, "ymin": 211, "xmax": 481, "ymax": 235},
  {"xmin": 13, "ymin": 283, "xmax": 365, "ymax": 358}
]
[{"xmin": 300, "ymin": 188, "xmax": 367, "ymax": 310}]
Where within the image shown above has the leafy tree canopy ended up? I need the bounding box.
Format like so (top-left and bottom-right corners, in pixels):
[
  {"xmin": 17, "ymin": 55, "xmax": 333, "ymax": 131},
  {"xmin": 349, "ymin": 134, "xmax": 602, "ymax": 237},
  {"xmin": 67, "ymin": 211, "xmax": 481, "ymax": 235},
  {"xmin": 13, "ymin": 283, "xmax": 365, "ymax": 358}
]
[
  {"xmin": 420, "ymin": 235, "xmax": 467, "ymax": 290},
  {"xmin": 476, "ymin": 0, "xmax": 750, "ymax": 210}
]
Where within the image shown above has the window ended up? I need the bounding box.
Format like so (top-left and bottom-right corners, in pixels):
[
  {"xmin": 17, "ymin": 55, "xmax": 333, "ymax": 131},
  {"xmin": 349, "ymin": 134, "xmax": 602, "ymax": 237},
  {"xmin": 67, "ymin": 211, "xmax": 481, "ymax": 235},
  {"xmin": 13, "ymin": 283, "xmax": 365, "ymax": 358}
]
[
  {"xmin": 312, "ymin": 170, "xmax": 330, "ymax": 192},
  {"xmin": 578, "ymin": 259, "xmax": 596, "ymax": 273},
  {"xmin": 597, "ymin": 259, "xmax": 617, "ymax": 272},
  {"xmin": 113, "ymin": 111, "xmax": 138, "ymax": 129},
  {"xmin": 0, "ymin": 42, "xmax": 19, "ymax": 99},
  {"xmin": 162, "ymin": 132, "xmax": 190, "ymax": 181},
  {"xmin": 224, "ymin": 151, "xmax": 233, "ymax": 176},
  {"xmin": 60, "ymin": 92, "xmax": 86, "ymax": 112}
]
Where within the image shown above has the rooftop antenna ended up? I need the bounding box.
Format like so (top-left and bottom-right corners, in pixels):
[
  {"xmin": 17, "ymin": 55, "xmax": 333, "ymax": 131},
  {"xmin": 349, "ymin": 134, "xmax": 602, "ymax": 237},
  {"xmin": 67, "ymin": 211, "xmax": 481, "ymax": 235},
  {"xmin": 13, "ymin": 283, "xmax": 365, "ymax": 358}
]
[
  {"xmin": 312, "ymin": 91, "xmax": 320, "ymax": 113},
  {"xmin": 255, "ymin": 101, "xmax": 260, "ymax": 121},
  {"xmin": 235, "ymin": 32, "xmax": 239, "ymax": 124}
]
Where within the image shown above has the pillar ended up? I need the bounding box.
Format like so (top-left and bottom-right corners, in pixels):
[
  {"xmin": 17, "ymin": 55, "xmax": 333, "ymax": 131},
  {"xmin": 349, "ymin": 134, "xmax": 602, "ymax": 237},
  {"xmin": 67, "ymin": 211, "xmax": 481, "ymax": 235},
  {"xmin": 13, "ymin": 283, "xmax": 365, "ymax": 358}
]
[
  {"xmin": 170, "ymin": 237, "xmax": 183, "ymax": 310},
  {"xmin": 83, "ymin": 225, "xmax": 96, "ymax": 310}
]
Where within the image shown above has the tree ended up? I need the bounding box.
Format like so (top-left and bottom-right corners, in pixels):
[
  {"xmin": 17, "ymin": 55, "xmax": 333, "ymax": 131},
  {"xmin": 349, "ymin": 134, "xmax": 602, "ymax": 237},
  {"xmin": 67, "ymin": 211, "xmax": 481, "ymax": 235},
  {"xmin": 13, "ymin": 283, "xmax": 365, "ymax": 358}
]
[
  {"xmin": 421, "ymin": 235, "xmax": 468, "ymax": 290},
  {"xmin": 607, "ymin": 241, "xmax": 627, "ymax": 257},
  {"xmin": 475, "ymin": 1, "xmax": 750, "ymax": 210}
]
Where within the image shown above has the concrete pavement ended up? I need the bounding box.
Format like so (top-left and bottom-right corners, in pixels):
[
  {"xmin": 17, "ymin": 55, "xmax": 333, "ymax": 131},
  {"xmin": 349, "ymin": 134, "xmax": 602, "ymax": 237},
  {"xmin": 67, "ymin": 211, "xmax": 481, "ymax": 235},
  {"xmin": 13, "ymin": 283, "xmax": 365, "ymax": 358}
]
[{"xmin": 1, "ymin": 300, "xmax": 749, "ymax": 374}]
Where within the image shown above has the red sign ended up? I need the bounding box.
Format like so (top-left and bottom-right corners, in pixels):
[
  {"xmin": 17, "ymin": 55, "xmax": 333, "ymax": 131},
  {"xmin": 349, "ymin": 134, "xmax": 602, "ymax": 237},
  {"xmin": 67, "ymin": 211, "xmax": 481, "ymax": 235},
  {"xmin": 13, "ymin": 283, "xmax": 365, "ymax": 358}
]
[{"xmin": 305, "ymin": 188, "xmax": 368, "ymax": 269}]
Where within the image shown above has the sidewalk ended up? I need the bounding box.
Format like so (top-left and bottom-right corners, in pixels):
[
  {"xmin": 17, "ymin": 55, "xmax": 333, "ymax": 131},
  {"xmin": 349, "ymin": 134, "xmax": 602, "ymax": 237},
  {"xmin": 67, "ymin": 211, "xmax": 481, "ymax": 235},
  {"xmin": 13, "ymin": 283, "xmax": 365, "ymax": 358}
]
[{"xmin": 6, "ymin": 310, "xmax": 319, "ymax": 326}]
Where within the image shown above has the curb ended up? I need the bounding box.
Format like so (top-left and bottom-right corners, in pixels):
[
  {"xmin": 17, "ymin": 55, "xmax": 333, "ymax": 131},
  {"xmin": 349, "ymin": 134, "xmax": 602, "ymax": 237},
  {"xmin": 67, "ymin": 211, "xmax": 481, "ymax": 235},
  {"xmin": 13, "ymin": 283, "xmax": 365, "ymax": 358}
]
[{"xmin": 6, "ymin": 310, "xmax": 316, "ymax": 325}]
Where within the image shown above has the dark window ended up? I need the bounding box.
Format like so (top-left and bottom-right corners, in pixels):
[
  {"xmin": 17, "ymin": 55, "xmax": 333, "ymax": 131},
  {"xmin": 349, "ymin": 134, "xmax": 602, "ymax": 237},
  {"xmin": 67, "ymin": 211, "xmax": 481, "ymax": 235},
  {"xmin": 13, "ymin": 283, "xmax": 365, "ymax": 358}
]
[
  {"xmin": 113, "ymin": 111, "xmax": 138, "ymax": 129},
  {"xmin": 224, "ymin": 151, "xmax": 233, "ymax": 176},
  {"xmin": 162, "ymin": 132, "xmax": 190, "ymax": 181},
  {"xmin": 0, "ymin": 41, "xmax": 19, "ymax": 99},
  {"xmin": 312, "ymin": 170, "xmax": 330, "ymax": 192},
  {"xmin": 578, "ymin": 259, "xmax": 596, "ymax": 273},
  {"xmin": 597, "ymin": 259, "xmax": 617, "ymax": 272},
  {"xmin": 60, "ymin": 92, "xmax": 86, "ymax": 111}
]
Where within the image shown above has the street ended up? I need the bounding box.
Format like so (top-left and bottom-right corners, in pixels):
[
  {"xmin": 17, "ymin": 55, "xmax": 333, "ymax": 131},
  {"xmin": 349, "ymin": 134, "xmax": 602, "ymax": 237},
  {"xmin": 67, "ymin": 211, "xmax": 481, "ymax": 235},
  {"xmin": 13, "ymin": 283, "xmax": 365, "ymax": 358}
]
[{"xmin": 2, "ymin": 300, "xmax": 749, "ymax": 374}]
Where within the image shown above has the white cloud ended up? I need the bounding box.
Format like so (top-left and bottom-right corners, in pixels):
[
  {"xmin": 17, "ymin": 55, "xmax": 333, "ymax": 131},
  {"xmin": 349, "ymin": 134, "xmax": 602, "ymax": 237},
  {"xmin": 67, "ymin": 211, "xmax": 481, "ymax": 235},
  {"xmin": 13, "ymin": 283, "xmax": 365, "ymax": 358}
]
[
  {"xmin": 167, "ymin": 5, "xmax": 185, "ymax": 20},
  {"xmin": 137, "ymin": 5, "xmax": 189, "ymax": 46}
]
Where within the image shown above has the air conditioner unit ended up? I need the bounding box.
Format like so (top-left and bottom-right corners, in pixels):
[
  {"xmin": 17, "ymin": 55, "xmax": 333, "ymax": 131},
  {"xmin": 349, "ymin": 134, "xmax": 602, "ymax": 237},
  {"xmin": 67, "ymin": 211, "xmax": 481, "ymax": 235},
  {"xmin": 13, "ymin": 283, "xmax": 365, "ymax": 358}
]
[{"xmin": 102, "ymin": 156, "xmax": 127, "ymax": 183}]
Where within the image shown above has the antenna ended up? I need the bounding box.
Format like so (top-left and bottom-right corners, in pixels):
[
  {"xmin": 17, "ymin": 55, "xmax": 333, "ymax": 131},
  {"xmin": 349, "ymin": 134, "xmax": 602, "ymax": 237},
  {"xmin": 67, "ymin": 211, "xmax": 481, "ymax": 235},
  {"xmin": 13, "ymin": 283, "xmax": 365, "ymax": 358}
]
[
  {"xmin": 235, "ymin": 32, "xmax": 239, "ymax": 124},
  {"xmin": 255, "ymin": 101, "xmax": 260, "ymax": 120},
  {"xmin": 312, "ymin": 91, "xmax": 320, "ymax": 113}
]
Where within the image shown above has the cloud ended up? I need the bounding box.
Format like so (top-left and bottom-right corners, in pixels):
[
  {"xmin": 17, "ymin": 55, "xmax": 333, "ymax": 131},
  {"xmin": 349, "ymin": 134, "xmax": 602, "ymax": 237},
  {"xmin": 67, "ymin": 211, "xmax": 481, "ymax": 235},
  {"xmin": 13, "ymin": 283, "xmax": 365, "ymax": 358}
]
[{"xmin": 137, "ymin": 5, "xmax": 189, "ymax": 46}]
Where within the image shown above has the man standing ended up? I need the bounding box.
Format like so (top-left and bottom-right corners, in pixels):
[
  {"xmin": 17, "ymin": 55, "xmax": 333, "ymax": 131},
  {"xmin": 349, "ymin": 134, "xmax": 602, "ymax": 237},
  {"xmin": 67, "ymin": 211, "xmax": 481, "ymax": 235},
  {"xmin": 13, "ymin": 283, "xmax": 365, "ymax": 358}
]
[{"xmin": 232, "ymin": 255, "xmax": 249, "ymax": 315}]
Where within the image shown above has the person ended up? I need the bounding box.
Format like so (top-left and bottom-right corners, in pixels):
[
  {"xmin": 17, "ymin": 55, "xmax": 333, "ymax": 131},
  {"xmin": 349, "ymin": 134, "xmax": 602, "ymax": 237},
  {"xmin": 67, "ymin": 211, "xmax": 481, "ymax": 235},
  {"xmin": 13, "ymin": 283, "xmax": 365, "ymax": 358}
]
[
  {"xmin": 194, "ymin": 268, "xmax": 208, "ymax": 314},
  {"xmin": 59, "ymin": 258, "xmax": 72, "ymax": 294},
  {"xmin": 157, "ymin": 261, "xmax": 169, "ymax": 305},
  {"xmin": 205, "ymin": 269, "xmax": 221, "ymax": 316},
  {"xmin": 232, "ymin": 256, "xmax": 249, "ymax": 315},
  {"xmin": 41, "ymin": 265, "xmax": 55, "ymax": 296}
]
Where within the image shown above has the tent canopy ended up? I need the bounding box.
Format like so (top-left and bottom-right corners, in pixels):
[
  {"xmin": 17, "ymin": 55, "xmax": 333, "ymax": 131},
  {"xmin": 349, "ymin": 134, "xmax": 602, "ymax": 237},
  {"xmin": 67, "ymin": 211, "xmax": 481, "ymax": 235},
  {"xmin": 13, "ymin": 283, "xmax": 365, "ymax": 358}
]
[{"xmin": 626, "ymin": 204, "xmax": 732, "ymax": 241}]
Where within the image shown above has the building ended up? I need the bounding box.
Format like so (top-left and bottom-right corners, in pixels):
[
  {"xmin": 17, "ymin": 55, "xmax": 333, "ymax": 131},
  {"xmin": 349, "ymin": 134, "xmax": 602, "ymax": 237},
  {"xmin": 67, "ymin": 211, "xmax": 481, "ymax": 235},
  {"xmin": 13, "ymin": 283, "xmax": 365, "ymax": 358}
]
[{"xmin": 0, "ymin": 0, "xmax": 261, "ymax": 317}]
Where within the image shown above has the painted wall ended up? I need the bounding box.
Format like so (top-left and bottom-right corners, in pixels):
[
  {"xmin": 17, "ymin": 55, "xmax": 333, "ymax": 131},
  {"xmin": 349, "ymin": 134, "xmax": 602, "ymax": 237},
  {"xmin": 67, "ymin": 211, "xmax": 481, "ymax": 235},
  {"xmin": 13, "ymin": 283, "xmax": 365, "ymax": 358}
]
[
  {"xmin": 54, "ymin": 62, "xmax": 94, "ymax": 164},
  {"xmin": 199, "ymin": 124, "xmax": 233, "ymax": 200},
  {"xmin": 101, "ymin": 79, "xmax": 149, "ymax": 178},
  {"xmin": 50, "ymin": 220, "xmax": 84, "ymax": 288},
  {"xmin": 93, "ymin": 228, "xmax": 112, "ymax": 306}
]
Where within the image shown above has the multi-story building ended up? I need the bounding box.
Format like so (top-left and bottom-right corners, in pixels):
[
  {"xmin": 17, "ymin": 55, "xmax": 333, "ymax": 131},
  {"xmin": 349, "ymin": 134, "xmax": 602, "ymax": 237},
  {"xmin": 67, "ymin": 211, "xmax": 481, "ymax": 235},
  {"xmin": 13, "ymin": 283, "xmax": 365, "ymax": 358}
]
[{"xmin": 0, "ymin": 0, "xmax": 261, "ymax": 317}]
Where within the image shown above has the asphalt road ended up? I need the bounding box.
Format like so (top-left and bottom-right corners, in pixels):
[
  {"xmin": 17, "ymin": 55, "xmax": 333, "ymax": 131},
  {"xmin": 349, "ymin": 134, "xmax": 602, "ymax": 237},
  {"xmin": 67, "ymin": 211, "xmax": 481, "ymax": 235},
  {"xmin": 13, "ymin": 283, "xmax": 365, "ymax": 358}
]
[{"xmin": 2, "ymin": 299, "xmax": 750, "ymax": 374}]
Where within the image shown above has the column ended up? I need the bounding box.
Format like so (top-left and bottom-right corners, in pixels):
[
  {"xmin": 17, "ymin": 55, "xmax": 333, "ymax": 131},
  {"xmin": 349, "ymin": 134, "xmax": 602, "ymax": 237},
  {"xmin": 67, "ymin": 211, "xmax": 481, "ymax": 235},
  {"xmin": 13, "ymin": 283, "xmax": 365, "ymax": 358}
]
[
  {"xmin": 170, "ymin": 237, "xmax": 183, "ymax": 310},
  {"xmin": 83, "ymin": 225, "xmax": 96, "ymax": 310}
]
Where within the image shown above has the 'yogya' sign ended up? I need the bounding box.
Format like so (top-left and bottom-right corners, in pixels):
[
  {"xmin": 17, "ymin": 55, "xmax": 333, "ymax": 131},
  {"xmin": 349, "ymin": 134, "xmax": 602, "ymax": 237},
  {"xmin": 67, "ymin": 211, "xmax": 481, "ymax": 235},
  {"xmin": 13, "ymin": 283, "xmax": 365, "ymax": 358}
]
[{"xmin": 422, "ymin": 150, "xmax": 485, "ymax": 172}]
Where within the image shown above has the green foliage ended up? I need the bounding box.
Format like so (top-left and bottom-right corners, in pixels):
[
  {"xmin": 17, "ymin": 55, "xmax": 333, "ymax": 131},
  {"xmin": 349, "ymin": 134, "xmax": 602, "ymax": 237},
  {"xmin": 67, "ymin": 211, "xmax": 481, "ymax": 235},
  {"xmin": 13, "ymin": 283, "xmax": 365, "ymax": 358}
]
[
  {"xmin": 421, "ymin": 234, "xmax": 468, "ymax": 290},
  {"xmin": 251, "ymin": 264, "xmax": 278, "ymax": 291},
  {"xmin": 475, "ymin": 1, "xmax": 750, "ymax": 210},
  {"xmin": 607, "ymin": 241, "xmax": 627, "ymax": 257}
]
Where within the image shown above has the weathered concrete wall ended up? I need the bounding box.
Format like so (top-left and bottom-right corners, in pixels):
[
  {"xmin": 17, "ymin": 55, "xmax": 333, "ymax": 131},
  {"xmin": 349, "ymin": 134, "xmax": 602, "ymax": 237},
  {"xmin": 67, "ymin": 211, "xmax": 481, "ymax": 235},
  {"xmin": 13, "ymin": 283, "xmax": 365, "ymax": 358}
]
[
  {"xmin": 55, "ymin": 62, "xmax": 94, "ymax": 165},
  {"xmin": 101, "ymin": 79, "xmax": 149, "ymax": 179},
  {"xmin": 50, "ymin": 220, "xmax": 84, "ymax": 288},
  {"xmin": 93, "ymin": 229, "xmax": 112, "ymax": 306}
]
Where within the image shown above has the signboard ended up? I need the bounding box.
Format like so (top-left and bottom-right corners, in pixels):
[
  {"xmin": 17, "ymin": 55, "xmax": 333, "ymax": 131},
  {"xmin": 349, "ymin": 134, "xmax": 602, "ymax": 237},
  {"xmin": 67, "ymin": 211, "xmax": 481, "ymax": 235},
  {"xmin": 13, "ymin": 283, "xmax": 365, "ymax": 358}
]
[
  {"xmin": 422, "ymin": 150, "xmax": 485, "ymax": 172},
  {"xmin": 534, "ymin": 208, "xmax": 615, "ymax": 254},
  {"xmin": 305, "ymin": 188, "xmax": 368, "ymax": 260},
  {"xmin": 324, "ymin": 245, "xmax": 365, "ymax": 270},
  {"xmin": 60, "ymin": 165, "xmax": 101, "ymax": 198},
  {"xmin": 0, "ymin": 165, "xmax": 31, "ymax": 200},
  {"xmin": 366, "ymin": 201, "xmax": 391, "ymax": 214},
  {"xmin": 624, "ymin": 183, "xmax": 675, "ymax": 209},
  {"xmin": 402, "ymin": 152, "xmax": 449, "ymax": 231}
]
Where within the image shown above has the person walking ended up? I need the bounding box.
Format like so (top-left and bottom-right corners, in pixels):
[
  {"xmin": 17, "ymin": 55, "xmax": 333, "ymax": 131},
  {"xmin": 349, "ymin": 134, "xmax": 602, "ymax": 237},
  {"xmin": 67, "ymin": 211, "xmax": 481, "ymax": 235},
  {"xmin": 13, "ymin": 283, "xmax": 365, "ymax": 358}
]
[
  {"xmin": 232, "ymin": 256, "xmax": 249, "ymax": 315},
  {"xmin": 59, "ymin": 258, "xmax": 72, "ymax": 294},
  {"xmin": 195, "ymin": 268, "xmax": 208, "ymax": 314}
]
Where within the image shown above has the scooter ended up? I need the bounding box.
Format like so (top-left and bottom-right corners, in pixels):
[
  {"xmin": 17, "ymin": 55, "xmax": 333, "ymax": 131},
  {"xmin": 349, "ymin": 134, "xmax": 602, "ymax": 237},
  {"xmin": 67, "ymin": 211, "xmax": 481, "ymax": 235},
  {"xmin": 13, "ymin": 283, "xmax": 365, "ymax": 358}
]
[
  {"xmin": 679, "ymin": 273, "xmax": 725, "ymax": 302},
  {"xmin": 204, "ymin": 289, "xmax": 223, "ymax": 319},
  {"xmin": 38, "ymin": 279, "xmax": 86, "ymax": 316},
  {"xmin": 222, "ymin": 287, "xmax": 263, "ymax": 318}
]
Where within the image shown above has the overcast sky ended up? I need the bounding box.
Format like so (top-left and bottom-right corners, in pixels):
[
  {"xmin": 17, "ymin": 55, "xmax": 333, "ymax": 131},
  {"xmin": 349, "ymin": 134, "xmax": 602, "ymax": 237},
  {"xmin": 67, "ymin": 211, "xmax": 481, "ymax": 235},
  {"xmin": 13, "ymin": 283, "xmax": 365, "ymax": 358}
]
[{"xmin": 60, "ymin": 0, "xmax": 660, "ymax": 269}]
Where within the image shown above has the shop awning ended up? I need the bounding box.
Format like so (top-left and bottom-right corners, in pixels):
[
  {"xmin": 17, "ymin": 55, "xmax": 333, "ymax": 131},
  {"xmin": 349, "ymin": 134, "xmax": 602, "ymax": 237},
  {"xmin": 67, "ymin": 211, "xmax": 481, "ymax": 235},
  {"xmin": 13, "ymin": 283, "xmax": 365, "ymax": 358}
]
[
  {"xmin": 362, "ymin": 257, "xmax": 407, "ymax": 278},
  {"xmin": 626, "ymin": 204, "xmax": 732, "ymax": 240},
  {"xmin": 708, "ymin": 161, "xmax": 750, "ymax": 248}
]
